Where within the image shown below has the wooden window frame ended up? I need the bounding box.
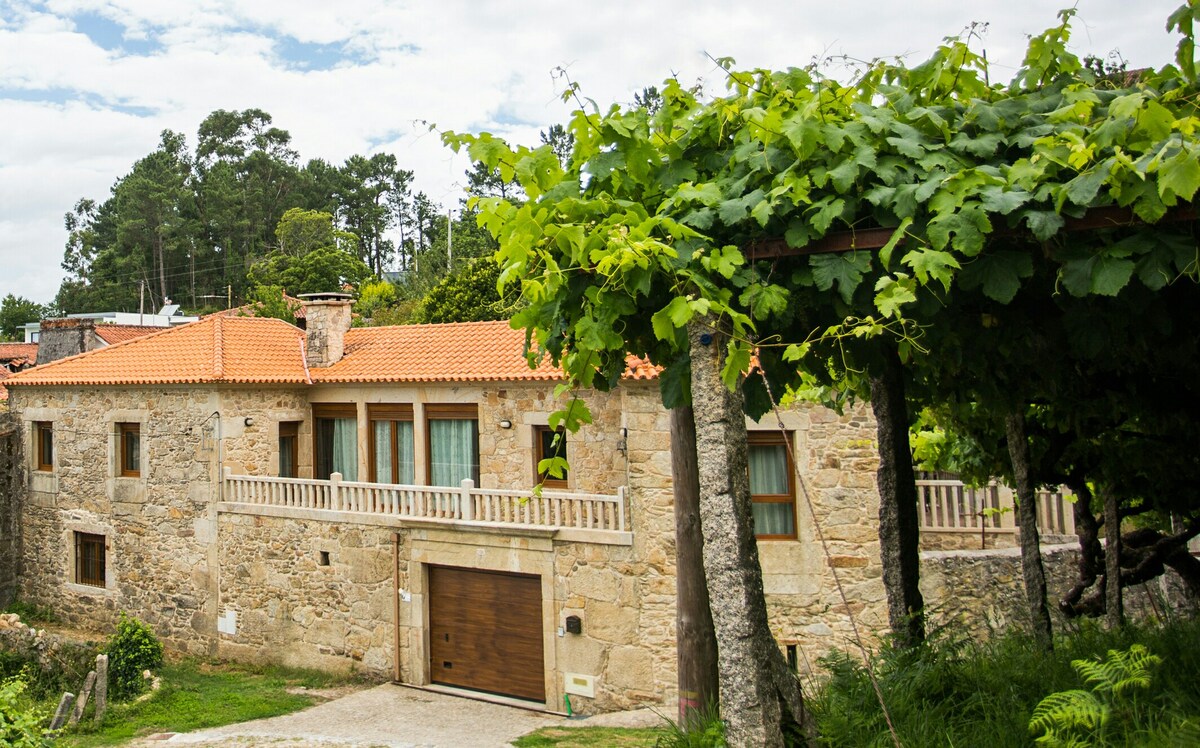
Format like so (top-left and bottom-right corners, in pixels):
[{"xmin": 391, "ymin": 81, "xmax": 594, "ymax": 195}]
[
  {"xmin": 118, "ymin": 422, "xmax": 140, "ymax": 478},
  {"xmin": 278, "ymin": 421, "xmax": 300, "ymax": 478},
  {"xmin": 425, "ymin": 404, "xmax": 479, "ymax": 486},
  {"xmin": 312, "ymin": 403, "xmax": 357, "ymax": 480},
  {"xmin": 35, "ymin": 421, "xmax": 53, "ymax": 472},
  {"xmin": 748, "ymin": 431, "xmax": 798, "ymax": 540},
  {"xmin": 368, "ymin": 404, "xmax": 414, "ymax": 483},
  {"xmin": 74, "ymin": 531, "xmax": 106, "ymax": 588},
  {"xmin": 533, "ymin": 425, "xmax": 568, "ymax": 489}
]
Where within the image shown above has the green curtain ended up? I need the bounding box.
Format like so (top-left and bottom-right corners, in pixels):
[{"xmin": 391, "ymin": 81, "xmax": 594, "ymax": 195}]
[
  {"xmin": 397, "ymin": 421, "xmax": 414, "ymax": 483},
  {"xmin": 429, "ymin": 418, "xmax": 478, "ymax": 486},
  {"xmin": 317, "ymin": 417, "xmax": 358, "ymax": 480},
  {"xmin": 332, "ymin": 418, "xmax": 357, "ymax": 481},
  {"xmin": 749, "ymin": 442, "xmax": 793, "ymax": 535}
]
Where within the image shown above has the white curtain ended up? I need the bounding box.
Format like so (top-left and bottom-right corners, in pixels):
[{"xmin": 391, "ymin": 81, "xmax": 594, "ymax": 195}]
[
  {"xmin": 373, "ymin": 421, "xmax": 393, "ymax": 483},
  {"xmin": 749, "ymin": 442, "xmax": 793, "ymax": 535},
  {"xmin": 429, "ymin": 418, "xmax": 478, "ymax": 486},
  {"xmin": 374, "ymin": 421, "xmax": 415, "ymax": 484}
]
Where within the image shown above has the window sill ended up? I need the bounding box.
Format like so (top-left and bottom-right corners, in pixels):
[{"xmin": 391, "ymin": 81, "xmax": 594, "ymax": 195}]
[{"xmin": 64, "ymin": 581, "xmax": 117, "ymax": 597}]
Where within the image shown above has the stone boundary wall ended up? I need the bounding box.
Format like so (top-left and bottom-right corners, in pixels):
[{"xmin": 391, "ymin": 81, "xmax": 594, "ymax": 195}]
[{"xmin": 920, "ymin": 543, "xmax": 1197, "ymax": 639}]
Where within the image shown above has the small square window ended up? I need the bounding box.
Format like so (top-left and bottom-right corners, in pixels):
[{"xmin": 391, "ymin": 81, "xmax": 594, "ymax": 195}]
[
  {"xmin": 35, "ymin": 422, "xmax": 53, "ymax": 472},
  {"xmin": 534, "ymin": 425, "xmax": 568, "ymax": 488},
  {"xmin": 118, "ymin": 423, "xmax": 140, "ymax": 477},
  {"xmin": 74, "ymin": 532, "xmax": 106, "ymax": 588}
]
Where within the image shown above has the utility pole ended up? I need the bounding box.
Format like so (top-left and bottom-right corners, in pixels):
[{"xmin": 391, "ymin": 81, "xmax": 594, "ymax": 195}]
[
  {"xmin": 447, "ymin": 206, "xmax": 453, "ymax": 271},
  {"xmin": 139, "ymin": 280, "xmax": 145, "ymax": 326},
  {"xmin": 227, "ymin": 284, "xmax": 232, "ymax": 310}
]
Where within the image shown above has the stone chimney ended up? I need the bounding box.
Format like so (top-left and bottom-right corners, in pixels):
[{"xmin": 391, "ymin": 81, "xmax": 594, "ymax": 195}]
[
  {"xmin": 36, "ymin": 318, "xmax": 103, "ymax": 365},
  {"xmin": 300, "ymin": 293, "xmax": 354, "ymax": 368}
]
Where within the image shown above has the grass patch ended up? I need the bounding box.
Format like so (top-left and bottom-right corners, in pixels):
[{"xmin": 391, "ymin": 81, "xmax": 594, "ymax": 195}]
[
  {"xmin": 58, "ymin": 658, "xmax": 361, "ymax": 747},
  {"xmin": 512, "ymin": 725, "xmax": 661, "ymax": 747}
]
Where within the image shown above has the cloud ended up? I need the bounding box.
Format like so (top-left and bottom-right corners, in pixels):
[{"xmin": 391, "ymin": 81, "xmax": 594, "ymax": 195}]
[{"xmin": 0, "ymin": 0, "xmax": 1184, "ymax": 304}]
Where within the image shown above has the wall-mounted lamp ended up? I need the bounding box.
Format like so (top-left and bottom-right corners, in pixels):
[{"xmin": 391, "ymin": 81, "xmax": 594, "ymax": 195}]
[
  {"xmin": 499, "ymin": 419, "xmax": 513, "ymax": 429},
  {"xmin": 243, "ymin": 417, "xmax": 254, "ymax": 427}
]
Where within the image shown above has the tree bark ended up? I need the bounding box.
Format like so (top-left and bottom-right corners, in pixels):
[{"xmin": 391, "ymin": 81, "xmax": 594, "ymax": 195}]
[
  {"xmin": 687, "ymin": 321, "xmax": 812, "ymax": 747},
  {"xmin": 1103, "ymin": 486, "xmax": 1124, "ymax": 629},
  {"xmin": 671, "ymin": 406, "xmax": 719, "ymax": 727},
  {"xmin": 868, "ymin": 344, "xmax": 925, "ymax": 648},
  {"xmin": 1005, "ymin": 411, "xmax": 1054, "ymax": 650}
]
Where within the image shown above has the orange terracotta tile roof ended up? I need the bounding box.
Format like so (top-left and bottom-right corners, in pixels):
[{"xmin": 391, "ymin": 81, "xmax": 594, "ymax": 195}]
[
  {"xmin": 5, "ymin": 317, "xmax": 659, "ymax": 388},
  {"xmin": 94, "ymin": 325, "xmax": 166, "ymax": 344},
  {"xmin": 6, "ymin": 316, "xmax": 308, "ymax": 387},
  {"xmin": 0, "ymin": 343, "xmax": 37, "ymax": 367},
  {"xmin": 312, "ymin": 321, "xmax": 559, "ymax": 383}
]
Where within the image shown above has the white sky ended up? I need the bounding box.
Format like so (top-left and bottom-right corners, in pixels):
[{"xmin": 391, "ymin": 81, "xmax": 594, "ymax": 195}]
[{"xmin": 0, "ymin": 0, "xmax": 1183, "ymax": 306}]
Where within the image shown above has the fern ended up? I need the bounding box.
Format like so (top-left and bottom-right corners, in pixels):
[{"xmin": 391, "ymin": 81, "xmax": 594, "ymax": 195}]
[
  {"xmin": 1071, "ymin": 644, "xmax": 1160, "ymax": 699},
  {"xmin": 1030, "ymin": 690, "xmax": 1109, "ymax": 745},
  {"xmin": 1029, "ymin": 644, "xmax": 1162, "ymax": 747}
]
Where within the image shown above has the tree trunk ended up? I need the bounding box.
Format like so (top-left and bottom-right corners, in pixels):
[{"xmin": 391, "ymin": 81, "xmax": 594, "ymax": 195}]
[
  {"xmin": 1060, "ymin": 483, "xmax": 1103, "ymax": 618},
  {"xmin": 1103, "ymin": 486, "xmax": 1123, "ymax": 628},
  {"xmin": 868, "ymin": 344, "xmax": 925, "ymax": 648},
  {"xmin": 671, "ymin": 406, "xmax": 720, "ymax": 728},
  {"xmin": 1005, "ymin": 411, "xmax": 1054, "ymax": 650},
  {"xmin": 687, "ymin": 321, "xmax": 812, "ymax": 747}
]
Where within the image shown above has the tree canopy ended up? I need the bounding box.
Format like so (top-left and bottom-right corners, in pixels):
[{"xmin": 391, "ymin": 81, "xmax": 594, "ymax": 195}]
[{"xmin": 446, "ymin": 4, "xmax": 1200, "ymax": 632}]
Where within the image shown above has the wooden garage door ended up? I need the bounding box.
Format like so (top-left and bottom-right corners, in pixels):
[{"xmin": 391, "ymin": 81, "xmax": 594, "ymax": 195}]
[{"xmin": 428, "ymin": 566, "xmax": 545, "ymax": 702}]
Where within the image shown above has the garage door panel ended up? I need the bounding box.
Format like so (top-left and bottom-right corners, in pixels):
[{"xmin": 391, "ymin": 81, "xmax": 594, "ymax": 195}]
[{"xmin": 428, "ymin": 566, "xmax": 545, "ymax": 702}]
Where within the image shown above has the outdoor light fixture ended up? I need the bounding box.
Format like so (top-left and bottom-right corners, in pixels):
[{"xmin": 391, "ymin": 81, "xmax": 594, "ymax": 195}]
[{"xmin": 499, "ymin": 419, "xmax": 513, "ymax": 429}]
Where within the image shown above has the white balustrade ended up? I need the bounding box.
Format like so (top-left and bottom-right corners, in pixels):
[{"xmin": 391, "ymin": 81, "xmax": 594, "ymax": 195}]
[
  {"xmin": 220, "ymin": 468, "xmax": 628, "ymax": 534},
  {"xmin": 915, "ymin": 474, "xmax": 1076, "ymax": 536}
]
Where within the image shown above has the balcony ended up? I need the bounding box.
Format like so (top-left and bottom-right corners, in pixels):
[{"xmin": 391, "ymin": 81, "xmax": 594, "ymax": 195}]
[
  {"xmin": 219, "ymin": 468, "xmax": 631, "ymax": 545},
  {"xmin": 916, "ymin": 475, "xmax": 1076, "ymax": 550}
]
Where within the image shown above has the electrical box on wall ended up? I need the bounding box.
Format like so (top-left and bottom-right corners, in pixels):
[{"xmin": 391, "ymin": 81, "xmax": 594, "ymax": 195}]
[{"xmin": 563, "ymin": 672, "xmax": 595, "ymax": 698}]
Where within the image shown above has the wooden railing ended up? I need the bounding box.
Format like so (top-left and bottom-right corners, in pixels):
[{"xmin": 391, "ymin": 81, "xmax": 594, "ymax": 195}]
[
  {"xmin": 221, "ymin": 468, "xmax": 627, "ymax": 534},
  {"xmin": 915, "ymin": 476, "xmax": 1076, "ymax": 536}
]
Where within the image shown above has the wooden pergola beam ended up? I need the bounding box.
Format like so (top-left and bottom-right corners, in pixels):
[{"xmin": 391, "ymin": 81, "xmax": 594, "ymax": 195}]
[{"xmin": 744, "ymin": 204, "xmax": 1197, "ymax": 260}]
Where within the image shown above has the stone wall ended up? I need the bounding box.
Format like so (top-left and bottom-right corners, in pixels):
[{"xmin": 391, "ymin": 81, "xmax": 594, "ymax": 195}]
[
  {"xmin": 12, "ymin": 385, "xmax": 225, "ymax": 653},
  {"xmin": 758, "ymin": 402, "xmax": 890, "ymax": 668},
  {"xmin": 212, "ymin": 382, "xmax": 678, "ymax": 715},
  {"xmin": 921, "ymin": 543, "xmax": 1197, "ymax": 639},
  {"xmin": 0, "ymin": 413, "xmax": 22, "ymax": 607}
]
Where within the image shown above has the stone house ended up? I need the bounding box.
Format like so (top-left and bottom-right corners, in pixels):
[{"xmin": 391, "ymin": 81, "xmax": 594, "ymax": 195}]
[{"xmin": 4, "ymin": 293, "xmax": 1088, "ymax": 714}]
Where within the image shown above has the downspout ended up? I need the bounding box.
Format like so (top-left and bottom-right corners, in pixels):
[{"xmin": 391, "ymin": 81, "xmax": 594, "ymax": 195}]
[{"xmin": 393, "ymin": 531, "xmax": 402, "ymax": 684}]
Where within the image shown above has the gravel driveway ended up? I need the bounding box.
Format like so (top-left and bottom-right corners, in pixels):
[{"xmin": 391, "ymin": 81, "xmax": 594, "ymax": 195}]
[{"xmin": 138, "ymin": 683, "xmax": 661, "ymax": 747}]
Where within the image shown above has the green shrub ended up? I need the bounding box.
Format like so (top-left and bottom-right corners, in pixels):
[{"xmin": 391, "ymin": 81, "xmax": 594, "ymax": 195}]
[
  {"xmin": 106, "ymin": 613, "xmax": 164, "ymax": 701},
  {"xmin": 0, "ymin": 674, "xmax": 53, "ymax": 747}
]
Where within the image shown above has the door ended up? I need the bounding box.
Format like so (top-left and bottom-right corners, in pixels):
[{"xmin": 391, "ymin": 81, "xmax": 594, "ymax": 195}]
[{"xmin": 428, "ymin": 566, "xmax": 545, "ymax": 702}]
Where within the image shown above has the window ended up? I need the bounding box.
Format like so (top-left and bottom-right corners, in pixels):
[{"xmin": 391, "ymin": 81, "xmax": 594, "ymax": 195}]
[
  {"xmin": 534, "ymin": 425, "xmax": 568, "ymax": 488},
  {"xmin": 313, "ymin": 404, "xmax": 357, "ymax": 481},
  {"xmin": 279, "ymin": 422, "xmax": 300, "ymax": 478},
  {"xmin": 74, "ymin": 532, "xmax": 106, "ymax": 588},
  {"xmin": 748, "ymin": 431, "xmax": 796, "ymax": 539},
  {"xmin": 426, "ymin": 404, "xmax": 479, "ymax": 486},
  {"xmin": 118, "ymin": 423, "xmax": 140, "ymax": 477},
  {"xmin": 35, "ymin": 422, "xmax": 53, "ymax": 472},
  {"xmin": 369, "ymin": 404, "xmax": 415, "ymax": 484}
]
